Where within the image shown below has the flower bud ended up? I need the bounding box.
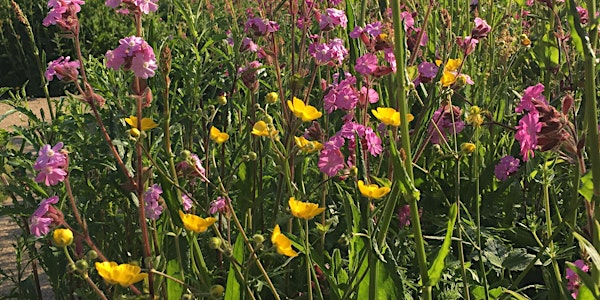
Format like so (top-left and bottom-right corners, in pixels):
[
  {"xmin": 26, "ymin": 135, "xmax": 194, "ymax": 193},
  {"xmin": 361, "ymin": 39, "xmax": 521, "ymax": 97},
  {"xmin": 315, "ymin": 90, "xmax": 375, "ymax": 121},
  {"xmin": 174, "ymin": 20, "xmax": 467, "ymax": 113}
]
[
  {"xmin": 67, "ymin": 263, "xmax": 77, "ymax": 273},
  {"xmin": 217, "ymin": 95, "xmax": 227, "ymax": 106},
  {"xmin": 75, "ymin": 259, "xmax": 89, "ymax": 272},
  {"xmin": 266, "ymin": 92, "xmax": 279, "ymax": 104},
  {"xmin": 86, "ymin": 250, "xmax": 98, "ymax": 261},
  {"xmin": 209, "ymin": 237, "xmax": 222, "ymax": 250},
  {"xmin": 247, "ymin": 151, "xmax": 257, "ymax": 161},
  {"xmin": 210, "ymin": 284, "xmax": 225, "ymax": 299},
  {"xmin": 461, "ymin": 142, "xmax": 476, "ymax": 154},
  {"xmin": 252, "ymin": 234, "xmax": 265, "ymax": 244},
  {"xmin": 129, "ymin": 128, "xmax": 141, "ymax": 138},
  {"xmin": 53, "ymin": 228, "xmax": 73, "ymax": 247}
]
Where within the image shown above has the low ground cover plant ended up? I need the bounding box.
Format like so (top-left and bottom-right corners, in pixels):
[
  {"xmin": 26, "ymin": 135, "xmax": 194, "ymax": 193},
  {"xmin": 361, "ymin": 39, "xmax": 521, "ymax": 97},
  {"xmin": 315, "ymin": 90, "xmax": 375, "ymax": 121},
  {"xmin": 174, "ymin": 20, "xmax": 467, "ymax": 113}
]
[{"xmin": 2, "ymin": 0, "xmax": 600, "ymax": 299}]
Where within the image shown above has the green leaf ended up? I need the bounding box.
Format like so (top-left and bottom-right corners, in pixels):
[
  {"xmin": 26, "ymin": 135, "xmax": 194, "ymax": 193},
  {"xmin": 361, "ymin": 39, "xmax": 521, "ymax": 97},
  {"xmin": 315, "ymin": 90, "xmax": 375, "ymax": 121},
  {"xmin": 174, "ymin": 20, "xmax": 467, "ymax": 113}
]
[
  {"xmin": 579, "ymin": 171, "xmax": 594, "ymax": 202},
  {"xmin": 502, "ymin": 289, "xmax": 531, "ymax": 300},
  {"xmin": 573, "ymin": 231, "xmax": 600, "ymax": 271},
  {"xmin": 358, "ymin": 259, "xmax": 400, "ymax": 300},
  {"xmin": 225, "ymin": 235, "xmax": 245, "ymax": 300},
  {"xmin": 502, "ymin": 248, "xmax": 535, "ymax": 271},
  {"xmin": 565, "ymin": 0, "xmax": 585, "ymax": 56},
  {"xmin": 576, "ymin": 285, "xmax": 595, "ymax": 300},
  {"xmin": 533, "ymin": 28, "xmax": 559, "ymax": 68},
  {"xmin": 427, "ymin": 203, "xmax": 457, "ymax": 286},
  {"xmin": 166, "ymin": 259, "xmax": 184, "ymax": 299}
]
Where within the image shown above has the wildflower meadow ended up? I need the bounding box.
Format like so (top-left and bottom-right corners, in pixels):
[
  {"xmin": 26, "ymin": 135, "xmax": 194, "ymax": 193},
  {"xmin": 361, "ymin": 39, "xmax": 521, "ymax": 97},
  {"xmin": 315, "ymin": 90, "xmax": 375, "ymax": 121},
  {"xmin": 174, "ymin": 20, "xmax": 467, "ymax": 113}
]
[{"xmin": 2, "ymin": 0, "xmax": 600, "ymax": 299}]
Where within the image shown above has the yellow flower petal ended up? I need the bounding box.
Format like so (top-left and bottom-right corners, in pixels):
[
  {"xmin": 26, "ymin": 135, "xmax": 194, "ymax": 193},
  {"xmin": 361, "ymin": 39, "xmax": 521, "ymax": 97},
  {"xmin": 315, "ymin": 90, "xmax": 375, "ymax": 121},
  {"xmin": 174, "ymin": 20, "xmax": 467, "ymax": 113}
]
[
  {"xmin": 271, "ymin": 224, "xmax": 298, "ymax": 257},
  {"xmin": 53, "ymin": 228, "xmax": 73, "ymax": 247},
  {"xmin": 95, "ymin": 261, "xmax": 147, "ymax": 287},
  {"xmin": 288, "ymin": 197, "xmax": 325, "ymax": 220},
  {"xmin": 287, "ymin": 97, "xmax": 322, "ymax": 122},
  {"xmin": 210, "ymin": 126, "xmax": 230, "ymax": 144},
  {"xmin": 358, "ymin": 180, "xmax": 391, "ymax": 199},
  {"xmin": 124, "ymin": 116, "xmax": 158, "ymax": 131},
  {"xmin": 251, "ymin": 121, "xmax": 270, "ymax": 136},
  {"xmin": 294, "ymin": 136, "xmax": 323, "ymax": 154},
  {"xmin": 179, "ymin": 210, "xmax": 217, "ymax": 233}
]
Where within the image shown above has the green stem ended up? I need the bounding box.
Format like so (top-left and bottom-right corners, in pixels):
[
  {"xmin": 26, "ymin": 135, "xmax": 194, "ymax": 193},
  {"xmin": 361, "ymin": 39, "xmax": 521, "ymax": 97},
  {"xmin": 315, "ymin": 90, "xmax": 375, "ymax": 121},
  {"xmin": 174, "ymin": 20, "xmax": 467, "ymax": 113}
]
[
  {"xmin": 473, "ymin": 127, "xmax": 489, "ymax": 299},
  {"xmin": 456, "ymin": 157, "xmax": 470, "ymax": 299},
  {"xmin": 391, "ymin": 1, "xmax": 430, "ymax": 298},
  {"xmin": 305, "ymin": 218, "xmax": 313, "ymax": 300},
  {"xmin": 584, "ymin": 0, "xmax": 600, "ymax": 285}
]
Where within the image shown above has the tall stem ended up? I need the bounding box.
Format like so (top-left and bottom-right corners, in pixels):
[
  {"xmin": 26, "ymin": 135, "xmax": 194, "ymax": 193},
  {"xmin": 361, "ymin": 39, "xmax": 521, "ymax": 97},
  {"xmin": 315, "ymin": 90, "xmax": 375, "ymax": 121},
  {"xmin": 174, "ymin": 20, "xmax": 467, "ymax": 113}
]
[
  {"xmin": 391, "ymin": 1, "xmax": 430, "ymax": 297},
  {"xmin": 473, "ymin": 127, "xmax": 489, "ymax": 299}
]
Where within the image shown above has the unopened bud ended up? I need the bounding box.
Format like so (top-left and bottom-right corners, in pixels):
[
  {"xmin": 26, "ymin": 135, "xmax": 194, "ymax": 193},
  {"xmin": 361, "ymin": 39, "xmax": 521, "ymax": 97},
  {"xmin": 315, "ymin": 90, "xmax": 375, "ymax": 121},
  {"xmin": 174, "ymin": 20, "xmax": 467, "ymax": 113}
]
[
  {"xmin": 86, "ymin": 250, "xmax": 98, "ymax": 261},
  {"xmin": 129, "ymin": 128, "xmax": 141, "ymax": 138},
  {"xmin": 209, "ymin": 237, "xmax": 222, "ymax": 250},
  {"xmin": 75, "ymin": 259, "xmax": 89, "ymax": 272},
  {"xmin": 248, "ymin": 151, "xmax": 257, "ymax": 161},
  {"xmin": 266, "ymin": 92, "xmax": 279, "ymax": 104},
  {"xmin": 252, "ymin": 234, "xmax": 265, "ymax": 244},
  {"xmin": 217, "ymin": 95, "xmax": 227, "ymax": 106},
  {"xmin": 210, "ymin": 284, "xmax": 225, "ymax": 299},
  {"xmin": 67, "ymin": 263, "xmax": 77, "ymax": 273}
]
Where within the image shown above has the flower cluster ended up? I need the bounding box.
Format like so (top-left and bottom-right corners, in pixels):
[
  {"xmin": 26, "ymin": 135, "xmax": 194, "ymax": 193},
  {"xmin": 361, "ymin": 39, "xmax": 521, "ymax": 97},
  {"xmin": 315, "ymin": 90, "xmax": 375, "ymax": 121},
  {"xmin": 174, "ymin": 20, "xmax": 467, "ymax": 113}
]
[
  {"xmin": 245, "ymin": 17, "xmax": 279, "ymax": 37},
  {"xmin": 439, "ymin": 59, "xmax": 474, "ymax": 88},
  {"xmin": 144, "ymin": 184, "xmax": 163, "ymax": 220},
  {"xmin": 34, "ymin": 143, "xmax": 68, "ymax": 186},
  {"xmin": 105, "ymin": 0, "xmax": 158, "ymax": 15},
  {"xmin": 209, "ymin": 196, "xmax": 230, "ymax": 215},
  {"xmin": 514, "ymin": 84, "xmax": 578, "ymax": 161},
  {"xmin": 105, "ymin": 36, "xmax": 157, "ymax": 79},
  {"xmin": 29, "ymin": 196, "xmax": 63, "ymax": 237},
  {"xmin": 319, "ymin": 8, "xmax": 347, "ymax": 31},
  {"xmin": 45, "ymin": 56, "xmax": 80, "ymax": 82},
  {"xmin": 43, "ymin": 0, "xmax": 85, "ymax": 32},
  {"xmin": 494, "ymin": 156, "xmax": 520, "ymax": 181},
  {"xmin": 565, "ymin": 260, "xmax": 590, "ymax": 299},
  {"xmin": 308, "ymin": 38, "xmax": 348, "ymax": 66}
]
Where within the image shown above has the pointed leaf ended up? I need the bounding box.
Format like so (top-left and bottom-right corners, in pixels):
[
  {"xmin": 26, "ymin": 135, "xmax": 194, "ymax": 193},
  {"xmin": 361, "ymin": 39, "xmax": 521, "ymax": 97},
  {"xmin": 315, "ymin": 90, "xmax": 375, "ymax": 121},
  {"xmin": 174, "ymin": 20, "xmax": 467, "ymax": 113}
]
[{"xmin": 427, "ymin": 203, "xmax": 458, "ymax": 285}]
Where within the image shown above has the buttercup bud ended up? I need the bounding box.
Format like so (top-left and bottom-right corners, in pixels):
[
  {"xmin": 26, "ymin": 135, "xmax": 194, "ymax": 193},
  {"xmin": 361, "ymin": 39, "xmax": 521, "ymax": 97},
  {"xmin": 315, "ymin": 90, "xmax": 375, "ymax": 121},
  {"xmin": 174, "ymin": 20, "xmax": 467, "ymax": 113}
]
[
  {"xmin": 266, "ymin": 92, "xmax": 279, "ymax": 104},
  {"xmin": 210, "ymin": 284, "xmax": 225, "ymax": 299},
  {"xmin": 253, "ymin": 234, "xmax": 265, "ymax": 244},
  {"xmin": 53, "ymin": 228, "xmax": 73, "ymax": 247},
  {"xmin": 209, "ymin": 237, "xmax": 222, "ymax": 250},
  {"xmin": 86, "ymin": 250, "xmax": 98, "ymax": 261},
  {"xmin": 217, "ymin": 95, "xmax": 227, "ymax": 106},
  {"xmin": 248, "ymin": 151, "xmax": 257, "ymax": 161},
  {"xmin": 75, "ymin": 259, "xmax": 89, "ymax": 272}
]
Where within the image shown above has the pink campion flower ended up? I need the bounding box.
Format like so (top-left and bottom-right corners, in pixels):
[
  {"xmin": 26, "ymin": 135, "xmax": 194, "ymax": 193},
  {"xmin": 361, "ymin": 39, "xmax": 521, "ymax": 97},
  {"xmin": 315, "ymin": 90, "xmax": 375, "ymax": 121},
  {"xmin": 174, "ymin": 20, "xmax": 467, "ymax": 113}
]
[
  {"xmin": 209, "ymin": 196, "xmax": 230, "ymax": 215},
  {"xmin": 105, "ymin": 0, "xmax": 157, "ymax": 14},
  {"xmin": 238, "ymin": 60, "xmax": 263, "ymax": 91},
  {"xmin": 364, "ymin": 21, "xmax": 383, "ymax": 36},
  {"xmin": 457, "ymin": 36, "xmax": 479, "ymax": 56},
  {"xmin": 328, "ymin": 38, "xmax": 349, "ymax": 65},
  {"xmin": 319, "ymin": 8, "xmax": 347, "ymax": 31},
  {"xmin": 359, "ymin": 86, "xmax": 379, "ymax": 107},
  {"xmin": 515, "ymin": 112, "xmax": 542, "ymax": 161},
  {"xmin": 566, "ymin": 260, "xmax": 590, "ymax": 299},
  {"xmin": 134, "ymin": 0, "xmax": 158, "ymax": 14},
  {"xmin": 245, "ymin": 17, "xmax": 279, "ymax": 36},
  {"xmin": 364, "ymin": 127, "xmax": 383, "ymax": 156},
  {"xmin": 471, "ymin": 17, "xmax": 491, "ymax": 39},
  {"xmin": 33, "ymin": 143, "xmax": 68, "ymax": 186},
  {"xmin": 516, "ymin": 83, "xmax": 547, "ymax": 113},
  {"xmin": 29, "ymin": 196, "xmax": 62, "ymax": 237},
  {"xmin": 494, "ymin": 155, "xmax": 520, "ymax": 181},
  {"xmin": 383, "ymin": 48, "xmax": 396, "ymax": 73},
  {"xmin": 577, "ymin": 6, "xmax": 589, "ymax": 24},
  {"xmin": 318, "ymin": 148, "xmax": 345, "ymax": 177},
  {"xmin": 308, "ymin": 42, "xmax": 332, "ymax": 65},
  {"xmin": 240, "ymin": 37, "xmax": 259, "ymax": 52},
  {"xmin": 105, "ymin": 36, "xmax": 157, "ymax": 79},
  {"xmin": 182, "ymin": 194, "xmax": 193, "ymax": 212},
  {"xmin": 349, "ymin": 26, "xmax": 364, "ymax": 39},
  {"xmin": 45, "ymin": 56, "xmax": 80, "ymax": 82},
  {"xmin": 43, "ymin": 0, "xmax": 85, "ymax": 32},
  {"xmin": 414, "ymin": 61, "xmax": 439, "ymax": 85},
  {"xmin": 428, "ymin": 105, "xmax": 465, "ymax": 144},
  {"xmin": 355, "ymin": 53, "xmax": 378, "ymax": 76},
  {"xmin": 177, "ymin": 153, "xmax": 209, "ymax": 182},
  {"xmin": 144, "ymin": 184, "xmax": 163, "ymax": 220}
]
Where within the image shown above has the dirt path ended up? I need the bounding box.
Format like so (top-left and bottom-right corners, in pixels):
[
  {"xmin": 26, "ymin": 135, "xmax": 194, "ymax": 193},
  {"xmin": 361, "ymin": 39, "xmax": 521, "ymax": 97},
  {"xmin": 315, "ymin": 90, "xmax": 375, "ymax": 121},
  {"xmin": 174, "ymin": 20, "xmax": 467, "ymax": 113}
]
[{"xmin": 1, "ymin": 98, "xmax": 55, "ymax": 299}]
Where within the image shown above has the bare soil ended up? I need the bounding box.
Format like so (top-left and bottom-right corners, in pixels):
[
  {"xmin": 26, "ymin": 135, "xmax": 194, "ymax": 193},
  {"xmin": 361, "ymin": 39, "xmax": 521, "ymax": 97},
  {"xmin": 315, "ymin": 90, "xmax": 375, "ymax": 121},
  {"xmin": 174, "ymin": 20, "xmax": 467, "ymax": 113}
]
[{"xmin": 1, "ymin": 98, "xmax": 55, "ymax": 299}]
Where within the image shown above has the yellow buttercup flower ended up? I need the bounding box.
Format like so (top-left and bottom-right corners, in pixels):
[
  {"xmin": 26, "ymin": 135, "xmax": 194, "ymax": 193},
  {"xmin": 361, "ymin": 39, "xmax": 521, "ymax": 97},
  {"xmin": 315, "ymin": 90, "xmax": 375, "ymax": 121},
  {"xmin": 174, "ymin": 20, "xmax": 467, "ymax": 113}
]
[
  {"xmin": 358, "ymin": 180, "xmax": 391, "ymax": 199},
  {"xmin": 288, "ymin": 197, "xmax": 325, "ymax": 220},
  {"xmin": 461, "ymin": 142, "xmax": 476, "ymax": 154},
  {"xmin": 287, "ymin": 97, "xmax": 322, "ymax": 122},
  {"xmin": 465, "ymin": 106, "xmax": 484, "ymax": 127},
  {"xmin": 266, "ymin": 92, "xmax": 279, "ymax": 104},
  {"xmin": 53, "ymin": 228, "xmax": 73, "ymax": 247},
  {"xmin": 371, "ymin": 107, "xmax": 414, "ymax": 127},
  {"xmin": 294, "ymin": 136, "xmax": 323, "ymax": 154},
  {"xmin": 94, "ymin": 262, "xmax": 148, "ymax": 287},
  {"xmin": 210, "ymin": 126, "xmax": 230, "ymax": 144},
  {"xmin": 440, "ymin": 71, "xmax": 458, "ymax": 87},
  {"xmin": 125, "ymin": 116, "xmax": 158, "ymax": 131},
  {"xmin": 251, "ymin": 121, "xmax": 278, "ymax": 137},
  {"xmin": 443, "ymin": 58, "xmax": 462, "ymax": 72},
  {"xmin": 179, "ymin": 210, "xmax": 217, "ymax": 233},
  {"xmin": 271, "ymin": 224, "xmax": 298, "ymax": 257}
]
